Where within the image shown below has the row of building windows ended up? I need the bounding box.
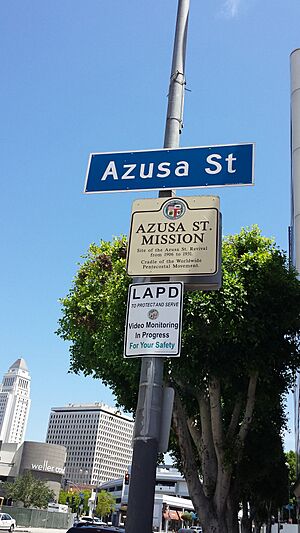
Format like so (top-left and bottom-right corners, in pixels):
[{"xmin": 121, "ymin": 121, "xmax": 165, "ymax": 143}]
[
  {"xmin": 2, "ymin": 378, "xmax": 14, "ymax": 387},
  {"xmin": 47, "ymin": 408, "xmax": 133, "ymax": 485},
  {"xmin": 18, "ymin": 378, "xmax": 29, "ymax": 389}
]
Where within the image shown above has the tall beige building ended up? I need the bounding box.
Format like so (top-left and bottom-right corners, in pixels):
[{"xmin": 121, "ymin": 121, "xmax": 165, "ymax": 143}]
[
  {"xmin": 0, "ymin": 358, "xmax": 31, "ymax": 444},
  {"xmin": 46, "ymin": 402, "xmax": 133, "ymax": 486}
]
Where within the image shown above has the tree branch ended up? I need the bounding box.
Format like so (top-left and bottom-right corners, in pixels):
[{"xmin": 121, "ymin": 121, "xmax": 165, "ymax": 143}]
[
  {"xmin": 197, "ymin": 392, "xmax": 218, "ymax": 497},
  {"xmin": 209, "ymin": 377, "xmax": 232, "ymax": 514},
  {"xmin": 187, "ymin": 416, "xmax": 202, "ymax": 455},
  {"xmin": 237, "ymin": 371, "xmax": 259, "ymax": 446},
  {"xmin": 226, "ymin": 398, "xmax": 243, "ymax": 443},
  {"xmin": 209, "ymin": 377, "xmax": 224, "ymax": 463},
  {"xmin": 172, "ymin": 388, "xmax": 208, "ymax": 513}
]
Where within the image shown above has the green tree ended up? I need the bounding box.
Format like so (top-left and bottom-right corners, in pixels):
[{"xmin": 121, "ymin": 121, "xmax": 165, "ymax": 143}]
[
  {"xmin": 59, "ymin": 489, "xmax": 91, "ymax": 514},
  {"xmin": 57, "ymin": 228, "xmax": 300, "ymax": 533},
  {"xmin": 58, "ymin": 489, "xmax": 69, "ymax": 506},
  {"xmin": 95, "ymin": 490, "xmax": 115, "ymax": 519},
  {"xmin": 238, "ymin": 412, "xmax": 289, "ymax": 533},
  {"xmin": 3, "ymin": 471, "xmax": 55, "ymax": 508},
  {"xmin": 181, "ymin": 511, "xmax": 193, "ymax": 524},
  {"xmin": 285, "ymin": 450, "xmax": 297, "ymax": 485},
  {"xmin": 283, "ymin": 450, "xmax": 297, "ymax": 523}
]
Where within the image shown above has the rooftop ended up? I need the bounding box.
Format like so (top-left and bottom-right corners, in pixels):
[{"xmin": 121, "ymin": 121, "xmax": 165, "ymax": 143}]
[
  {"xmin": 50, "ymin": 402, "xmax": 133, "ymax": 421},
  {"xmin": 9, "ymin": 358, "xmax": 28, "ymax": 371}
]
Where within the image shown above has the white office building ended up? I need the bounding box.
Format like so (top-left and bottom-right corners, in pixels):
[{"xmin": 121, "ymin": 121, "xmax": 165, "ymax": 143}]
[
  {"xmin": 99, "ymin": 465, "xmax": 195, "ymax": 530},
  {"xmin": 46, "ymin": 403, "xmax": 134, "ymax": 487},
  {"xmin": 0, "ymin": 358, "xmax": 31, "ymax": 444}
]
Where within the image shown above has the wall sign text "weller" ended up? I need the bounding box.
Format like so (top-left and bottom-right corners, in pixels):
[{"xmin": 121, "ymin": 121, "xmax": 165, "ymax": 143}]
[
  {"xmin": 31, "ymin": 460, "xmax": 65, "ymax": 474},
  {"xmin": 124, "ymin": 282, "xmax": 183, "ymax": 358},
  {"xmin": 84, "ymin": 143, "xmax": 254, "ymax": 194}
]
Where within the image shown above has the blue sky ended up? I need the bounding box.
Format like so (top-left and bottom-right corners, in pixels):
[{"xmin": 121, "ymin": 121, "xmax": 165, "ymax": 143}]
[{"xmin": 1, "ymin": 0, "xmax": 299, "ymax": 450}]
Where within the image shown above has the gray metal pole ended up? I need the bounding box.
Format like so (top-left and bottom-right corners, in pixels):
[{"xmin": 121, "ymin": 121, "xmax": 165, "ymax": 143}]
[
  {"xmin": 291, "ymin": 49, "xmax": 300, "ymax": 280},
  {"xmin": 164, "ymin": 0, "xmax": 190, "ymax": 150},
  {"xmin": 125, "ymin": 2, "xmax": 190, "ymax": 533},
  {"xmin": 290, "ymin": 48, "xmax": 300, "ymax": 531}
]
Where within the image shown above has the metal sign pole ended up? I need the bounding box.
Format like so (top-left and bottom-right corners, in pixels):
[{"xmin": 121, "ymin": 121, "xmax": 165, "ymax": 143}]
[
  {"xmin": 290, "ymin": 48, "xmax": 300, "ymax": 278},
  {"xmin": 125, "ymin": 2, "xmax": 190, "ymax": 533},
  {"xmin": 163, "ymin": 0, "xmax": 189, "ymax": 152}
]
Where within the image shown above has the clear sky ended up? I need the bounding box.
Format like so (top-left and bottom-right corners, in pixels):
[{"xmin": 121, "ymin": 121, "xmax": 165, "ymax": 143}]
[{"xmin": 1, "ymin": 0, "xmax": 299, "ymax": 450}]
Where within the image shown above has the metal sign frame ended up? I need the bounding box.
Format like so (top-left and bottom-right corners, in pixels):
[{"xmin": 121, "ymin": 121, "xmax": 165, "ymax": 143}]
[
  {"xmin": 84, "ymin": 142, "xmax": 255, "ymax": 194},
  {"xmin": 124, "ymin": 282, "xmax": 183, "ymax": 358},
  {"xmin": 126, "ymin": 196, "xmax": 221, "ymax": 278}
]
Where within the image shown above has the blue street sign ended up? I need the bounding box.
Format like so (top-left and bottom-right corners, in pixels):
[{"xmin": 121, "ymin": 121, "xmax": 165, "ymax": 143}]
[{"xmin": 84, "ymin": 143, "xmax": 254, "ymax": 194}]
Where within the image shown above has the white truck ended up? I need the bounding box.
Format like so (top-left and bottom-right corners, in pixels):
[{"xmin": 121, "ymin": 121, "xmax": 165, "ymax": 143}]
[{"xmin": 47, "ymin": 503, "xmax": 69, "ymax": 513}]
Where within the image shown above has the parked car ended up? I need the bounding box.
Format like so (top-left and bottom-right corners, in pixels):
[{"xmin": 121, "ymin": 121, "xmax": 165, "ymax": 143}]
[
  {"xmin": 178, "ymin": 529, "xmax": 202, "ymax": 533},
  {"xmin": 75, "ymin": 523, "xmax": 108, "ymax": 529},
  {"xmin": 74, "ymin": 517, "xmax": 107, "ymax": 527},
  {"xmin": 0, "ymin": 513, "xmax": 16, "ymax": 532},
  {"xmin": 67, "ymin": 527, "xmax": 125, "ymax": 533}
]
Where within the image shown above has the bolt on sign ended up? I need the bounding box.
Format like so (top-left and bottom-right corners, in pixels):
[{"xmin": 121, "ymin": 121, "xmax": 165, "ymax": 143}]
[
  {"xmin": 127, "ymin": 196, "xmax": 221, "ymax": 278},
  {"xmin": 124, "ymin": 282, "xmax": 183, "ymax": 358}
]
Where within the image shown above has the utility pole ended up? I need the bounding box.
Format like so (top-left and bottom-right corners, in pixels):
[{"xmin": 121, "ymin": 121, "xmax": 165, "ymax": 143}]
[
  {"xmin": 164, "ymin": 0, "xmax": 189, "ymax": 152},
  {"xmin": 291, "ymin": 48, "xmax": 300, "ymax": 280},
  {"xmin": 125, "ymin": 2, "xmax": 190, "ymax": 533},
  {"xmin": 290, "ymin": 46, "xmax": 300, "ymax": 532}
]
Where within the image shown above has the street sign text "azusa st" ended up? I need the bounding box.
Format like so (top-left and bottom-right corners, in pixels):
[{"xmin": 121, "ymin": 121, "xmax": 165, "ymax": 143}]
[{"xmin": 84, "ymin": 143, "xmax": 254, "ymax": 194}]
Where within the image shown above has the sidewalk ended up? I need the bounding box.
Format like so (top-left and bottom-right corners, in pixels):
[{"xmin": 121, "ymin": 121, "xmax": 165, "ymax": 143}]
[{"xmin": 15, "ymin": 526, "xmax": 68, "ymax": 533}]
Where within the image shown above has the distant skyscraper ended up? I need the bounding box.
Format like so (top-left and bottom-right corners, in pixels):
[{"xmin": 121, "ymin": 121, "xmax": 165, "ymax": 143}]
[
  {"xmin": 0, "ymin": 359, "xmax": 31, "ymax": 444},
  {"xmin": 46, "ymin": 403, "xmax": 134, "ymax": 486}
]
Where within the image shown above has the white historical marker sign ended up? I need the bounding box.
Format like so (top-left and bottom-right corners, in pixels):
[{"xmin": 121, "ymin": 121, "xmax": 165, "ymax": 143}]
[
  {"xmin": 127, "ymin": 195, "xmax": 220, "ymax": 278},
  {"xmin": 124, "ymin": 282, "xmax": 183, "ymax": 358}
]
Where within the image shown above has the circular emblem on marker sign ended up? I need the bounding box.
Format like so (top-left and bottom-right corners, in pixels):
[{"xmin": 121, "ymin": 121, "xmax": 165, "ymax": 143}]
[
  {"xmin": 148, "ymin": 309, "xmax": 159, "ymax": 320},
  {"xmin": 163, "ymin": 199, "xmax": 186, "ymax": 220}
]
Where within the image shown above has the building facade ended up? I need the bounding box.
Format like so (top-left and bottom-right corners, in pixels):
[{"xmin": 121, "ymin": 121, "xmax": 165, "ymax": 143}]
[
  {"xmin": 99, "ymin": 465, "xmax": 195, "ymax": 531},
  {"xmin": 46, "ymin": 403, "xmax": 134, "ymax": 487},
  {"xmin": 0, "ymin": 440, "xmax": 66, "ymax": 500},
  {"xmin": 0, "ymin": 359, "xmax": 31, "ymax": 444}
]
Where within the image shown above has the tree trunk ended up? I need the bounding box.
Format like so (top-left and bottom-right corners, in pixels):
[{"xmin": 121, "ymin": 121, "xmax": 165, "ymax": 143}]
[
  {"xmin": 241, "ymin": 517, "xmax": 252, "ymax": 533},
  {"xmin": 226, "ymin": 498, "xmax": 240, "ymax": 533},
  {"xmin": 172, "ymin": 374, "xmax": 258, "ymax": 533},
  {"xmin": 225, "ymin": 486, "xmax": 240, "ymax": 533},
  {"xmin": 201, "ymin": 510, "xmax": 228, "ymax": 533},
  {"xmin": 265, "ymin": 519, "xmax": 272, "ymax": 533},
  {"xmin": 240, "ymin": 499, "xmax": 251, "ymax": 533}
]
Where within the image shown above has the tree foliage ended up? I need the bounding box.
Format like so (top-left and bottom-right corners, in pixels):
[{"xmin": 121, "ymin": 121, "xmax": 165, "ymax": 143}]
[
  {"xmin": 95, "ymin": 490, "xmax": 116, "ymax": 519},
  {"xmin": 181, "ymin": 511, "xmax": 193, "ymax": 523},
  {"xmin": 284, "ymin": 450, "xmax": 297, "ymax": 523},
  {"xmin": 285, "ymin": 450, "xmax": 297, "ymax": 486},
  {"xmin": 3, "ymin": 471, "xmax": 55, "ymax": 508},
  {"xmin": 57, "ymin": 236, "xmax": 139, "ymax": 410},
  {"xmin": 238, "ymin": 415, "xmax": 289, "ymax": 532},
  {"xmin": 59, "ymin": 489, "xmax": 91, "ymax": 514},
  {"xmin": 57, "ymin": 227, "xmax": 300, "ymax": 533}
]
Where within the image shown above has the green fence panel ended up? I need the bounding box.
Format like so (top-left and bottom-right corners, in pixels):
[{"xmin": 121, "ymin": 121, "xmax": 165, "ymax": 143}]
[{"xmin": 1, "ymin": 505, "xmax": 73, "ymax": 529}]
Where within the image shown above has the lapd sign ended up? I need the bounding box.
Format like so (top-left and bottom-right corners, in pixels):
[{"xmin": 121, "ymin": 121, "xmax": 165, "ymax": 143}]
[
  {"xmin": 124, "ymin": 282, "xmax": 183, "ymax": 358},
  {"xmin": 127, "ymin": 196, "xmax": 220, "ymax": 278}
]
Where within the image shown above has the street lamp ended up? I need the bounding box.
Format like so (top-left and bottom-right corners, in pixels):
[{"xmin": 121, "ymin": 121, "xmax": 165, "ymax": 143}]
[
  {"xmin": 79, "ymin": 468, "xmax": 89, "ymax": 487},
  {"xmin": 66, "ymin": 479, "xmax": 81, "ymax": 491}
]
